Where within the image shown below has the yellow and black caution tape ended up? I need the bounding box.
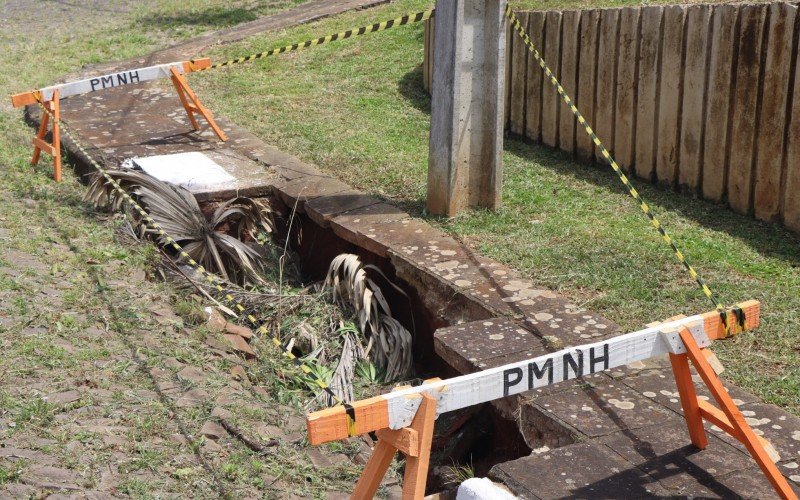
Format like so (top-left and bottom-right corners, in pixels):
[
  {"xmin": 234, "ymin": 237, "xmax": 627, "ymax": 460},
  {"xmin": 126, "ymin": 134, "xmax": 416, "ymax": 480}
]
[
  {"xmin": 31, "ymin": 96, "xmax": 358, "ymax": 422},
  {"xmin": 192, "ymin": 9, "xmax": 434, "ymax": 72},
  {"xmin": 504, "ymin": 7, "xmax": 744, "ymax": 332}
]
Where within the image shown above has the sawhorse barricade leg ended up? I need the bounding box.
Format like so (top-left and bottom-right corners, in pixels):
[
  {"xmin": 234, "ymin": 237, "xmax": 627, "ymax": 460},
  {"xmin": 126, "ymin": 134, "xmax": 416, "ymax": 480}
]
[
  {"xmin": 31, "ymin": 89, "xmax": 61, "ymax": 182},
  {"xmin": 352, "ymin": 392, "xmax": 437, "ymax": 500},
  {"xmin": 670, "ymin": 327, "xmax": 796, "ymax": 500},
  {"xmin": 169, "ymin": 67, "xmax": 227, "ymax": 142}
]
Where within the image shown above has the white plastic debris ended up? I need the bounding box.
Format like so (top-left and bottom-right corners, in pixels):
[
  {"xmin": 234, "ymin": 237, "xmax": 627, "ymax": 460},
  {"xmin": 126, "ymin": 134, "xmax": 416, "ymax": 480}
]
[
  {"xmin": 456, "ymin": 477, "xmax": 518, "ymax": 500},
  {"xmin": 131, "ymin": 152, "xmax": 235, "ymax": 190}
]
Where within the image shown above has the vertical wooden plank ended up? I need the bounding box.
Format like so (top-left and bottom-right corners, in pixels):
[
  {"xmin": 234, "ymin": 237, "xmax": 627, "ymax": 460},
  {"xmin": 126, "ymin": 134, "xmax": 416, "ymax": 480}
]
[
  {"xmin": 558, "ymin": 10, "xmax": 581, "ymax": 155},
  {"xmin": 614, "ymin": 7, "xmax": 640, "ymax": 172},
  {"xmin": 594, "ymin": 8, "xmax": 620, "ymax": 162},
  {"xmin": 423, "ymin": 20, "xmax": 430, "ymax": 92},
  {"xmin": 510, "ymin": 12, "xmax": 530, "ymax": 136},
  {"xmin": 754, "ymin": 3, "xmax": 796, "ymax": 222},
  {"xmin": 678, "ymin": 5, "xmax": 711, "ymax": 193},
  {"xmin": 635, "ymin": 6, "xmax": 663, "ymax": 180},
  {"xmin": 656, "ymin": 5, "xmax": 686, "ymax": 188},
  {"xmin": 541, "ymin": 11, "xmax": 562, "ymax": 148},
  {"xmin": 727, "ymin": 5, "xmax": 767, "ymax": 215},
  {"xmin": 702, "ymin": 5, "xmax": 738, "ymax": 202},
  {"xmin": 784, "ymin": 44, "xmax": 800, "ymax": 233},
  {"xmin": 576, "ymin": 9, "xmax": 600, "ymax": 161},
  {"xmin": 525, "ymin": 12, "xmax": 547, "ymax": 143},
  {"xmin": 505, "ymin": 21, "xmax": 512, "ymax": 127}
]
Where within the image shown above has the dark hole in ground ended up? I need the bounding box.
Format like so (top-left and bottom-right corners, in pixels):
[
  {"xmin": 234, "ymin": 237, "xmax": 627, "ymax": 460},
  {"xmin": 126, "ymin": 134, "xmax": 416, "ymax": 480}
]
[{"xmin": 265, "ymin": 192, "xmax": 532, "ymax": 494}]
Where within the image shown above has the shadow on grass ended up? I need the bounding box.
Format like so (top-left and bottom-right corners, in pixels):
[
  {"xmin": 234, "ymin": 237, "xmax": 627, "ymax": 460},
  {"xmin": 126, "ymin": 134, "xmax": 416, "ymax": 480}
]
[
  {"xmin": 137, "ymin": 6, "xmax": 259, "ymax": 30},
  {"xmin": 504, "ymin": 137, "xmax": 800, "ymax": 267},
  {"xmin": 398, "ymin": 66, "xmax": 430, "ymax": 115}
]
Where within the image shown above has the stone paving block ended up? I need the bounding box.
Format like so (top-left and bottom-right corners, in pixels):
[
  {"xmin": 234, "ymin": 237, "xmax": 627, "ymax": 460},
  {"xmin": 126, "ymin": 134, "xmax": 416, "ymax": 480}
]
[
  {"xmin": 247, "ymin": 145, "xmax": 322, "ymax": 181},
  {"xmin": 714, "ymin": 466, "xmax": 800, "ymax": 499},
  {"xmin": 304, "ymin": 191, "xmax": 381, "ymax": 228},
  {"xmin": 434, "ymin": 319, "xmax": 542, "ymax": 375},
  {"xmin": 598, "ymin": 419, "xmax": 756, "ymax": 491},
  {"xmin": 620, "ymin": 367, "xmax": 761, "ymax": 416},
  {"xmin": 522, "ymin": 307, "xmax": 621, "ymax": 347},
  {"xmin": 714, "ymin": 401, "xmax": 800, "ymax": 464},
  {"xmin": 329, "ymin": 203, "xmax": 411, "ymax": 257},
  {"xmin": 273, "ymin": 175, "xmax": 352, "ymax": 213},
  {"xmin": 489, "ymin": 441, "xmax": 670, "ymax": 498},
  {"xmin": 524, "ymin": 379, "xmax": 677, "ymax": 440}
]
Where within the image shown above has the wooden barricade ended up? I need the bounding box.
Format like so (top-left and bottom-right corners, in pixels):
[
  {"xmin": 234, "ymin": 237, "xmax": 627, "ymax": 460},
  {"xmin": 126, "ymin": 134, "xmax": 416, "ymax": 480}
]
[
  {"xmin": 306, "ymin": 300, "xmax": 797, "ymax": 500},
  {"xmin": 10, "ymin": 58, "xmax": 225, "ymax": 182}
]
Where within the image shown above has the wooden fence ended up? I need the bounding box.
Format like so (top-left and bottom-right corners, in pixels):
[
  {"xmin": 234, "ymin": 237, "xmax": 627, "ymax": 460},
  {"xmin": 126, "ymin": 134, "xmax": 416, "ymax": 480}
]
[{"xmin": 423, "ymin": 2, "xmax": 800, "ymax": 234}]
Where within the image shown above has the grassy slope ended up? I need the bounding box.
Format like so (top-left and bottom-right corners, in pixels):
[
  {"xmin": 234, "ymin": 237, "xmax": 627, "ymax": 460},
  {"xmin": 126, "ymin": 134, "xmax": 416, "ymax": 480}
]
[
  {"xmin": 191, "ymin": 0, "xmax": 800, "ymax": 413},
  {"xmin": 0, "ymin": 1, "xmax": 383, "ymax": 497}
]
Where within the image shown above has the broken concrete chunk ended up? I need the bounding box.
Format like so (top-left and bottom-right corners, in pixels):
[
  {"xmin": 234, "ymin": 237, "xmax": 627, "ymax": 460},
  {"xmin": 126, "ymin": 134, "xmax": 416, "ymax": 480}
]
[
  {"xmin": 224, "ymin": 322, "xmax": 253, "ymax": 339},
  {"xmin": 199, "ymin": 421, "xmax": 226, "ymax": 440},
  {"xmin": 223, "ymin": 334, "xmax": 257, "ymax": 359}
]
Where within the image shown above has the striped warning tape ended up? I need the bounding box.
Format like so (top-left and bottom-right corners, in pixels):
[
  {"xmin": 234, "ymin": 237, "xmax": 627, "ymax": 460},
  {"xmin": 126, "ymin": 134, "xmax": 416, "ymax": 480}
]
[
  {"xmin": 504, "ymin": 6, "xmax": 743, "ymax": 333},
  {"xmin": 192, "ymin": 9, "xmax": 434, "ymax": 72},
  {"xmin": 31, "ymin": 95, "xmax": 357, "ymax": 423}
]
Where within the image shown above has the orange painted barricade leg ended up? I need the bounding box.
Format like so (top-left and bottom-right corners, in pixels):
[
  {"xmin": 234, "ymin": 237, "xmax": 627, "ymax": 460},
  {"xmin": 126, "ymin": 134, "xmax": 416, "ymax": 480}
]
[
  {"xmin": 671, "ymin": 327, "xmax": 797, "ymax": 500},
  {"xmin": 351, "ymin": 392, "xmax": 437, "ymax": 500},
  {"xmin": 31, "ymin": 89, "xmax": 62, "ymax": 182},
  {"xmin": 169, "ymin": 67, "xmax": 227, "ymax": 142}
]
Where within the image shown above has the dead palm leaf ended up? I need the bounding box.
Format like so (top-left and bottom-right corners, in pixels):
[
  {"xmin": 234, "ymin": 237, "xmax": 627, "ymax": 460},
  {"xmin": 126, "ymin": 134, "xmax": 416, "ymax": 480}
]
[
  {"xmin": 85, "ymin": 170, "xmax": 270, "ymax": 285},
  {"xmin": 324, "ymin": 253, "xmax": 412, "ymax": 381}
]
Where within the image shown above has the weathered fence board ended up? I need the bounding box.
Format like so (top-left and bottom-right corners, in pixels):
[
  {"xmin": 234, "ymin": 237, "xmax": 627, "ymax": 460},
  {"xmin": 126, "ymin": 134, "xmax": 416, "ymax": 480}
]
[
  {"xmin": 525, "ymin": 12, "xmax": 547, "ymax": 142},
  {"xmin": 701, "ymin": 4, "xmax": 738, "ymax": 202},
  {"xmin": 784, "ymin": 39, "xmax": 800, "ymax": 234},
  {"xmin": 423, "ymin": 1, "xmax": 800, "ymax": 234},
  {"xmin": 576, "ymin": 9, "xmax": 600, "ymax": 161},
  {"xmin": 679, "ymin": 5, "xmax": 711, "ymax": 192},
  {"xmin": 541, "ymin": 11, "xmax": 563, "ymax": 147},
  {"xmin": 656, "ymin": 6, "xmax": 686, "ymax": 188},
  {"xmin": 594, "ymin": 9, "xmax": 620, "ymax": 162},
  {"xmin": 634, "ymin": 6, "xmax": 663, "ymax": 181},
  {"xmin": 614, "ymin": 7, "xmax": 639, "ymax": 172},
  {"xmin": 558, "ymin": 10, "xmax": 581, "ymax": 154},
  {"xmin": 754, "ymin": 3, "xmax": 796, "ymax": 221},
  {"xmin": 510, "ymin": 12, "xmax": 530, "ymax": 136},
  {"xmin": 728, "ymin": 5, "xmax": 767, "ymax": 215}
]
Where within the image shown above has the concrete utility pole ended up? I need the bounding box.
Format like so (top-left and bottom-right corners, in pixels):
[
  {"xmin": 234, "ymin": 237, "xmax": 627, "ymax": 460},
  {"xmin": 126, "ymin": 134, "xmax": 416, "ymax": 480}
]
[{"xmin": 427, "ymin": 0, "xmax": 507, "ymax": 216}]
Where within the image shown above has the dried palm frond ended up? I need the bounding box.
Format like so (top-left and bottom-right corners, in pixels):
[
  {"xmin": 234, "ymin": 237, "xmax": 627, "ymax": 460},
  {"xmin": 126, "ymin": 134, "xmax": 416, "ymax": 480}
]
[
  {"xmin": 86, "ymin": 170, "xmax": 271, "ymax": 285},
  {"xmin": 325, "ymin": 327, "xmax": 366, "ymax": 405},
  {"xmin": 324, "ymin": 254, "xmax": 413, "ymax": 381}
]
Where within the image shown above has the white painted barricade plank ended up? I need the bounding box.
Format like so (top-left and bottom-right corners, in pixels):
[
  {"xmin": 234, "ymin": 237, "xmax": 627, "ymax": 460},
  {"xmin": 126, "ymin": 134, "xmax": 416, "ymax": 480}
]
[
  {"xmin": 11, "ymin": 59, "xmax": 211, "ymax": 107},
  {"xmin": 43, "ymin": 63, "xmax": 184, "ymax": 101},
  {"xmin": 307, "ymin": 301, "xmax": 759, "ymax": 445}
]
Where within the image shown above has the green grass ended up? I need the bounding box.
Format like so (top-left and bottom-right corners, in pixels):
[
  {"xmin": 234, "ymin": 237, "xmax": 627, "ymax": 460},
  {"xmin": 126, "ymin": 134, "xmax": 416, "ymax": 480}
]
[{"xmin": 187, "ymin": 0, "xmax": 800, "ymax": 413}]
